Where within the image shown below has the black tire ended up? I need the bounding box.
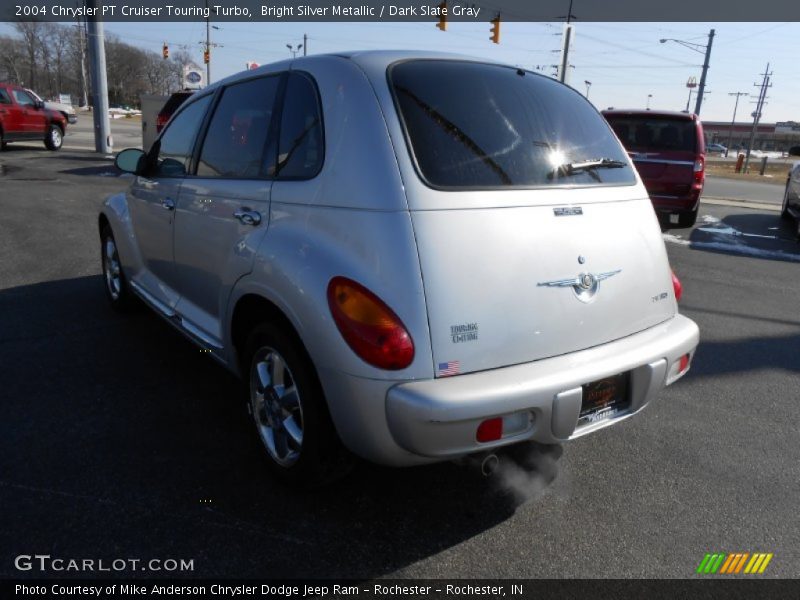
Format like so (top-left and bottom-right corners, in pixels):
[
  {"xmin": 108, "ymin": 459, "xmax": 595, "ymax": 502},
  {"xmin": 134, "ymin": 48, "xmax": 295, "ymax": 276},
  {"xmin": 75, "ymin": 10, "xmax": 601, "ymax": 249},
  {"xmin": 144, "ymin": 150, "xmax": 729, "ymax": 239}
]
[
  {"xmin": 780, "ymin": 182, "xmax": 792, "ymax": 221},
  {"xmin": 0, "ymin": 129, "xmax": 6, "ymax": 151},
  {"xmin": 244, "ymin": 322, "xmax": 352, "ymax": 487},
  {"xmin": 677, "ymin": 207, "xmax": 699, "ymax": 229},
  {"xmin": 44, "ymin": 123, "xmax": 63, "ymax": 151},
  {"xmin": 100, "ymin": 224, "xmax": 137, "ymax": 311}
]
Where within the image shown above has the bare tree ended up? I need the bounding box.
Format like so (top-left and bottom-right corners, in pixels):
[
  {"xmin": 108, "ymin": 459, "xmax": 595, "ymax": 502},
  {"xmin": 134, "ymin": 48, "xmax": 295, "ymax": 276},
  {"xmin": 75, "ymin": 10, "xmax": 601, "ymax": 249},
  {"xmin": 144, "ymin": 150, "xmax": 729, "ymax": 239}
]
[
  {"xmin": 13, "ymin": 20, "xmax": 44, "ymax": 88},
  {"xmin": 0, "ymin": 35, "xmax": 25, "ymax": 83}
]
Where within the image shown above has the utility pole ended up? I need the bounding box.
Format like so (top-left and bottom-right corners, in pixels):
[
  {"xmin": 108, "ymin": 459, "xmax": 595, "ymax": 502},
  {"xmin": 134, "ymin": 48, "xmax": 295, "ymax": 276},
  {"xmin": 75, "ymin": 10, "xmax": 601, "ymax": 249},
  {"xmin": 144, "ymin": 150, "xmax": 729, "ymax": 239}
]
[
  {"xmin": 85, "ymin": 0, "xmax": 111, "ymax": 154},
  {"xmin": 725, "ymin": 91, "xmax": 748, "ymax": 157},
  {"xmin": 200, "ymin": 0, "xmax": 223, "ymax": 84},
  {"xmin": 303, "ymin": 33, "xmax": 307, "ymax": 56},
  {"xmin": 205, "ymin": 0, "xmax": 211, "ymax": 84},
  {"xmin": 694, "ymin": 28, "xmax": 715, "ymax": 115},
  {"xmin": 557, "ymin": 0, "xmax": 576, "ymax": 84},
  {"xmin": 744, "ymin": 63, "xmax": 772, "ymax": 173}
]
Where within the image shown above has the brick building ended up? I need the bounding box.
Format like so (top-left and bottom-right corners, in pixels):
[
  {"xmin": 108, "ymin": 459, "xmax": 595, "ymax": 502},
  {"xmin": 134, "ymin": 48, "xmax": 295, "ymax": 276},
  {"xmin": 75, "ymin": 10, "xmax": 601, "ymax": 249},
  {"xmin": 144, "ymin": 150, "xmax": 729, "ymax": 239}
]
[{"xmin": 702, "ymin": 120, "xmax": 800, "ymax": 152}]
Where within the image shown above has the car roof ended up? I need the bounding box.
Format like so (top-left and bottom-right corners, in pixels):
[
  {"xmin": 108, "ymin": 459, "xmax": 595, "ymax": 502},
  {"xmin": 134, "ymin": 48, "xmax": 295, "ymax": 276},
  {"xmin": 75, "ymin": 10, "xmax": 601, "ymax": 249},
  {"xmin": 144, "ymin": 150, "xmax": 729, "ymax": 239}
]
[
  {"xmin": 204, "ymin": 50, "xmax": 505, "ymax": 93},
  {"xmin": 603, "ymin": 108, "xmax": 698, "ymax": 121}
]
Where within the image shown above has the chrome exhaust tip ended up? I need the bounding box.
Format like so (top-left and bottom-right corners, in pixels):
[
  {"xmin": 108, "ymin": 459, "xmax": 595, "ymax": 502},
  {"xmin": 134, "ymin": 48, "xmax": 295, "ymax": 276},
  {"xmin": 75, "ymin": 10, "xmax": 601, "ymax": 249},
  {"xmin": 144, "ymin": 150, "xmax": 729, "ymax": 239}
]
[{"xmin": 481, "ymin": 453, "xmax": 499, "ymax": 477}]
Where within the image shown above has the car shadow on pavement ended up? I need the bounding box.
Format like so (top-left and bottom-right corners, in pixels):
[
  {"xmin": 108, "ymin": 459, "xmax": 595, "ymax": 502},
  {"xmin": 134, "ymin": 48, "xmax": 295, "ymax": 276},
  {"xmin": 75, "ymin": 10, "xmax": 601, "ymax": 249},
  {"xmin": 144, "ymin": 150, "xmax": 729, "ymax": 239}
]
[
  {"xmin": 664, "ymin": 212, "xmax": 800, "ymax": 263},
  {"xmin": 0, "ymin": 275, "xmax": 559, "ymax": 579}
]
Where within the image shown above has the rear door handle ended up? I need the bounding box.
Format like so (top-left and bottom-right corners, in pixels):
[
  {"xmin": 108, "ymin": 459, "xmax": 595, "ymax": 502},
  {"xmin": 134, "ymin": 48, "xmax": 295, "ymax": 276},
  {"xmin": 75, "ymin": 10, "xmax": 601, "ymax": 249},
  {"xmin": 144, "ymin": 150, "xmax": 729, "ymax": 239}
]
[
  {"xmin": 161, "ymin": 198, "xmax": 175, "ymax": 210},
  {"xmin": 234, "ymin": 208, "xmax": 261, "ymax": 226}
]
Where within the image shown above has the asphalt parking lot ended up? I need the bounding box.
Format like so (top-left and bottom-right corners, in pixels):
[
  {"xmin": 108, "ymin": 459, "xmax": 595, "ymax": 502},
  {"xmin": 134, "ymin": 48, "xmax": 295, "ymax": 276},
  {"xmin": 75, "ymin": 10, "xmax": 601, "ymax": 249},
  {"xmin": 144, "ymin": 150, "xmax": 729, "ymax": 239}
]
[{"xmin": 1, "ymin": 145, "xmax": 799, "ymax": 579}]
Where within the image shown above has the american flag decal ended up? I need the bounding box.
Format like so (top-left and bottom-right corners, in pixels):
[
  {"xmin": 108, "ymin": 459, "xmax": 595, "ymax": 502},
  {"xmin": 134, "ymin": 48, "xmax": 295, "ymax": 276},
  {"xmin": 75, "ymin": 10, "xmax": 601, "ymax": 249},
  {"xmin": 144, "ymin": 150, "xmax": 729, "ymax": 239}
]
[{"xmin": 438, "ymin": 360, "xmax": 460, "ymax": 377}]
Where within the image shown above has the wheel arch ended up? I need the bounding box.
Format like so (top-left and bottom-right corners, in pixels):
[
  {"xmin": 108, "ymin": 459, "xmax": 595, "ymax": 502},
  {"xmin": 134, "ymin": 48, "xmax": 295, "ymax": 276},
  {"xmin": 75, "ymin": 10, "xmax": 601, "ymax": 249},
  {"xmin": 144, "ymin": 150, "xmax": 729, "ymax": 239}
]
[{"xmin": 230, "ymin": 292, "xmax": 310, "ymax": 375}]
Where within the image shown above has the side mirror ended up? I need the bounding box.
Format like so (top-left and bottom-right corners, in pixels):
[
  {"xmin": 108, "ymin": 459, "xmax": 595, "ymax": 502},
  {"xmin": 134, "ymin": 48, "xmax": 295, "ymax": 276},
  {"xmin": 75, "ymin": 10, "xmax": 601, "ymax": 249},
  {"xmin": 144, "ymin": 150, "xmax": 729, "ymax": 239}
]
[
  {"xmin": 115, "ymin": 148, "xmax": 146, "ymax": 174},
  {"xmin": 33, "ymin": 100, "xmax": 44, "ymax": 109}
]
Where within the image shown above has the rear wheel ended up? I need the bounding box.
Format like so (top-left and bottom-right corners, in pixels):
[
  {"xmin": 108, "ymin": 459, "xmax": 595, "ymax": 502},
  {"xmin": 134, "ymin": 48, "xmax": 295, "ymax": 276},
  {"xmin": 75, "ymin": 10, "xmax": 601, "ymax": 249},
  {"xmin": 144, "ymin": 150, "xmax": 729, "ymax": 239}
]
[
  {"xmin": 244, "ymin": 322, "xmax": 351, "ymax": 487},
  {"xmin": 677, "ymin": 207, "xmax": 698, "ymax": 228},
  {"xmin": 44, "ymin": 124, "xmax": 63, "ymax": 151}
]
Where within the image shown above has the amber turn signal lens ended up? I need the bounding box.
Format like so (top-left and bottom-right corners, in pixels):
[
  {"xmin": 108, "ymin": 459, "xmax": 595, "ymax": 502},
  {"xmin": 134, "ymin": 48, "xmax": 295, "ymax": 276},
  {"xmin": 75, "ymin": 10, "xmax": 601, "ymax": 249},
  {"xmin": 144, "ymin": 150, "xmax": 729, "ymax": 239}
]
[{"xmin": 327, "ymin": 277, "xmax": 414, "ymax": 370}]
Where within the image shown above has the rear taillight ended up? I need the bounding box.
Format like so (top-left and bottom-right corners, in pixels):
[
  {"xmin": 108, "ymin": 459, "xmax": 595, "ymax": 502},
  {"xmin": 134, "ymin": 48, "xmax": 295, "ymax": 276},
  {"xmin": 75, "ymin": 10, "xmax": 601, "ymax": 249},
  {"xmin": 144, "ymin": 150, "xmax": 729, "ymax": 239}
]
[
  {"xmin": 672, "ymin": 270, "xmax": 683, "ymax": 302},
  {"xmin": 693, "ymin": 156, "xmax": 705, "ymax": 184},
  {"xmin": 156, "ymin": 113, "xmax": 168, "ymax": 133},
  {"xmin": 327, "ymin": 277, "xmax": 414, "ymax": 370}
]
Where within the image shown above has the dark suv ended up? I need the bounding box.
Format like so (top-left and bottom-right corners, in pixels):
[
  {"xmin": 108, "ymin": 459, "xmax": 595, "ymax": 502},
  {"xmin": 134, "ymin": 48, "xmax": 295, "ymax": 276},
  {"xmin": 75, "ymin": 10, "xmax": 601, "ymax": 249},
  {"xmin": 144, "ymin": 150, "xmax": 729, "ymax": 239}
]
[
  {"xmin": 0, "ymin": 83, "xmax": 68, "ymax": 151},
  {"xmin": 603, "ymin": 110, "xmax": 705, "ymax": 228},
  {"xmin": 156, "ymin": 90, "xmax": 193, "ymax": 134}
]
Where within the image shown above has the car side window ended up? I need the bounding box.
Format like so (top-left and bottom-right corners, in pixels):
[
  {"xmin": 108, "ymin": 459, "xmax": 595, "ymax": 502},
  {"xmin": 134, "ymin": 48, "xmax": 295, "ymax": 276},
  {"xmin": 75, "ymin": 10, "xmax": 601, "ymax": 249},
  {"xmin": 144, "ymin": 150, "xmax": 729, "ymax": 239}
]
[
  {"xmin": 276, "ymin": 72, "xmax": 324, "ymax": 179},
  {"xmin": 197, "ymin": 75, "xmax": 280, "ymax": 179},
  {"xmin": 151, "ymin": 94, "xmax": 212, "ymax": 178},
  {"xmin": 12, "ymin": 89, "xmax": 35, "ymax": 106},
  {"xmin": 0, "ymin": 89, "xmax": 11, "ymax": 105}
]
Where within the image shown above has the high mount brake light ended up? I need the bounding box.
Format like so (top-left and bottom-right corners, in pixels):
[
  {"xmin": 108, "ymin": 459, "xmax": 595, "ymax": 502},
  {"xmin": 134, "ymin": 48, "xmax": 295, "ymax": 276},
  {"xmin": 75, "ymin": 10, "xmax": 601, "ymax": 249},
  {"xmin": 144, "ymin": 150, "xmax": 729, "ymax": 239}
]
[{"xmin": 327, "ymin": 277, "xmax": 414, "ymax": 370}]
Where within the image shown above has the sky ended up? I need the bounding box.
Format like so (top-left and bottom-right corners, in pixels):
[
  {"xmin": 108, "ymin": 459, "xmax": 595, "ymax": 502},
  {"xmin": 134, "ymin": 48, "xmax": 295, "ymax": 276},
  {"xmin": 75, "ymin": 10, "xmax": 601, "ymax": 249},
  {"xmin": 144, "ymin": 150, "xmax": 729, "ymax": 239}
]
[{"xmin": 2, "ymin": 20, "xmax": 798, "ymax": 123}]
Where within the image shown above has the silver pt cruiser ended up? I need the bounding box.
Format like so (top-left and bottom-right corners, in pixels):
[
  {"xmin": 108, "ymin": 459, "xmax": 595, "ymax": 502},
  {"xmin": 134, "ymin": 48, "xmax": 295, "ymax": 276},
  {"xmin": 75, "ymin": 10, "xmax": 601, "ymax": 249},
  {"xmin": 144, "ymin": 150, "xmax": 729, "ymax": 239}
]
[{"xmin": 102, "ymin": 51, "xmax": 699, "ymax": 485}]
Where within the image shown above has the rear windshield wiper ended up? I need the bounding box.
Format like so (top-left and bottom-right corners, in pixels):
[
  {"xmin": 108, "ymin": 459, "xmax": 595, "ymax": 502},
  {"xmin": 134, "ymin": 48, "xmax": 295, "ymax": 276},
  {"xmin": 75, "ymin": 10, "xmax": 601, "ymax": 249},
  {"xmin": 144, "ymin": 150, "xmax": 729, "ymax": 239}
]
[{"xmin": 549, "ymin": 158, "xmax": 628, "ymax": 179}]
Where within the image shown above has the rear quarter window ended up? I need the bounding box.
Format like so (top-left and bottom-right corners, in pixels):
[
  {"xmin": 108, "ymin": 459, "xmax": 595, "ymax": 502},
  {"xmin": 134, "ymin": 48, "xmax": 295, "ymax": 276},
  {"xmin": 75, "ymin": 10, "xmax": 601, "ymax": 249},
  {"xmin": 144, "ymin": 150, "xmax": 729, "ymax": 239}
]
[{"xmin": 389, "ymin": 60, "xmax": 634, "ymax": 189}]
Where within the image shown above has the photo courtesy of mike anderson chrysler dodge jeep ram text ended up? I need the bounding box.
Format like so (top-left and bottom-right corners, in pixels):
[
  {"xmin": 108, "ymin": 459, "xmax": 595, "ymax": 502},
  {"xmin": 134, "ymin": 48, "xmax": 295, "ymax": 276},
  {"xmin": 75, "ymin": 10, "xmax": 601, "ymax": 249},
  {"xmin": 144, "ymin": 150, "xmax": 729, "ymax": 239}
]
[{"xmin": 101, "ymin": 51, "xmax": 699, "ymax": 485}]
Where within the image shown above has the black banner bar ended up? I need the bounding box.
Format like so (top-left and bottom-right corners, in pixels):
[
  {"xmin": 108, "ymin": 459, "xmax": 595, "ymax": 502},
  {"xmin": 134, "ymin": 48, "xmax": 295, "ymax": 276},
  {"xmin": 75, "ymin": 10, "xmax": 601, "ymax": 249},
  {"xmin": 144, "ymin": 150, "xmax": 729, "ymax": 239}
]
[
  {"xmin": 1, "ymin": 0, "xmax": 800, "ymax": 23},
  {"xmin": 4, "ymin": 579, "xmax": 800, "ymax": 600}
]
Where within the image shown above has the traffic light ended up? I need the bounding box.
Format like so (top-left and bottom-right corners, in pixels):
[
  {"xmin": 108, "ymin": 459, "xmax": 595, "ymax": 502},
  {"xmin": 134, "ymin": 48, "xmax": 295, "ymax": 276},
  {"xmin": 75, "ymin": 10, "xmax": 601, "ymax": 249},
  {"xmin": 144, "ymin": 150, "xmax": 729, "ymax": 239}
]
[
  {"xmin": 203, "ymin": 49, "xmax": 210, "ymax": 64},
  {"xmin": 490, "ymin": 15, "xmax": 501, "ymax": 44},
  {"xmin": 162, "ymin": 42, "xmax": 169, "ymax": 60},
  {"xmin": 436, "ymin": 1, "xmax": 447, "ymax": 32}
]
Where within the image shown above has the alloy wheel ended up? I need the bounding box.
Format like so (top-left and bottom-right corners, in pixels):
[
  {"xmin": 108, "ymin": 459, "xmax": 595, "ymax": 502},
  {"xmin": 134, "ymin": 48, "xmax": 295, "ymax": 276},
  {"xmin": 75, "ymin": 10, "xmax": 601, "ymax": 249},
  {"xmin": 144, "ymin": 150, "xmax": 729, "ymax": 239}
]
[{"xmin": 250, "ymin": 348, "xmax": 304, "ymax": 467}]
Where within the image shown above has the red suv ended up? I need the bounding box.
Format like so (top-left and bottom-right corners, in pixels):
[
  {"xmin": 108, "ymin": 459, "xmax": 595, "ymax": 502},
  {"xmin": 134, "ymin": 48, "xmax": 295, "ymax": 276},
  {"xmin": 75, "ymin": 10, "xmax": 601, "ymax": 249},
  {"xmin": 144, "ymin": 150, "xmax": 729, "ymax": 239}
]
[
  {"xmin": 0, "ymin": 83, "xmax": 68, "ymax": 151},
  {"xmin": 603, "ymin": 110, "xmax": 705, "ymax": 228}
]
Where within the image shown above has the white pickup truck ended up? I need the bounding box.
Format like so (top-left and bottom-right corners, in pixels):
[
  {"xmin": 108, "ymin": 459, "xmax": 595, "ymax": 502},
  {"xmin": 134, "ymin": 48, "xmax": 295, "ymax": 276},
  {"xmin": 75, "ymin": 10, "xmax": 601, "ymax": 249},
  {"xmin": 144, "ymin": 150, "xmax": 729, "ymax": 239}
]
[{"xmin": 25, "ymin": 89, "xmax": 77, "ymax": 124}]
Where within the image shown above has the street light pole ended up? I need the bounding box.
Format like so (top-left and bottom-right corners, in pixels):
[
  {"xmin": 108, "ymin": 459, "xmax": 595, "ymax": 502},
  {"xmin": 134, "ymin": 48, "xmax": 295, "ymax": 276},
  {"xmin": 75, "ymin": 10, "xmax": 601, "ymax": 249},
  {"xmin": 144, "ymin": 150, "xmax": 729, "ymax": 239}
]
[
  {"xmin": 647, "ymin": 94, "xmax": 653, "ymax": 110},
  {"xmin": 85, "ymin": 0, "xmax": 111, "ymax": 154},
  {"xmin": 286, "ymin": 43, "xmax": 303, "ymax": 58},
  {"xmin": 694, "ymin": 29, "xmax": 715, "ymax": 115},
  {"xmin": 660, "ymin": 29, "xmax": 715, "ymax": 116},
  {"xmin": 584, "ymin": 80, "xmax": 591, "ymax": 99}
]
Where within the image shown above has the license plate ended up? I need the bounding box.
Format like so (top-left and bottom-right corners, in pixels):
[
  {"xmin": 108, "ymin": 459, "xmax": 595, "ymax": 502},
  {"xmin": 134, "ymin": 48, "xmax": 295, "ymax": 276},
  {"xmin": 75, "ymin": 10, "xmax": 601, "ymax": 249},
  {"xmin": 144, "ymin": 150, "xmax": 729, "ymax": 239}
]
[{"xmin": 578, "ymin": 372, "xmax": 630, "ymax": 427}]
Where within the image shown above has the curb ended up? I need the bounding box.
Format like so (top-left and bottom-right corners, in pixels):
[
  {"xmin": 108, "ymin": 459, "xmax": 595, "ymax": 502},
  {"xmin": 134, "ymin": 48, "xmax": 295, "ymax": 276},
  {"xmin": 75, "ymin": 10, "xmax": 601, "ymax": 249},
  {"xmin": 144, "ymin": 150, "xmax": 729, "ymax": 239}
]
[{"xmin": 701, "ymin": 197, "xmax": 780, "ymax": 212}]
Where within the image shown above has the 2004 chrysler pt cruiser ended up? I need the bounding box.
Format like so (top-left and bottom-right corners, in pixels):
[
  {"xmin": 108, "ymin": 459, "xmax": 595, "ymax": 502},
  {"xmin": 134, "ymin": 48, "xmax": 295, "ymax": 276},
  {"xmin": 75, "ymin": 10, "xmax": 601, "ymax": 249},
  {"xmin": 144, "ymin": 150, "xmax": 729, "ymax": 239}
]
[{"xmin": 102, "ymin": 51, "xmax": 699, "ymax": 485}]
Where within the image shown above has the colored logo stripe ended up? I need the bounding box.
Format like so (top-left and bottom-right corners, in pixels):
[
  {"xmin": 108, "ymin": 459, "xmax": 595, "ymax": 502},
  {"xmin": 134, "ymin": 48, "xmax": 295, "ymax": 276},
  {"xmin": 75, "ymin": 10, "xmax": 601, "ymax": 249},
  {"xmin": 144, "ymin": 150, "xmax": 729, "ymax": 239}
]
[{"xmin": 698, "ymin": 552, "xmax": 773, "ymax": 575}]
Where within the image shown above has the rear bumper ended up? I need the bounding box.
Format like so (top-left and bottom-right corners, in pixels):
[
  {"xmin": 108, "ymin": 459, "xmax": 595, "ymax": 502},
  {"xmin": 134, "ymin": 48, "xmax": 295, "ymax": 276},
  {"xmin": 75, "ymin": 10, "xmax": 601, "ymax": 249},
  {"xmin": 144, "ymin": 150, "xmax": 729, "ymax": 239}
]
[
  {"xmin": 384, "ymin": 314, "xmax": 698, "ymax": 460},
  {"xmin": 649, "ymin": 186, "xmax": 702, "ymax": 214}
]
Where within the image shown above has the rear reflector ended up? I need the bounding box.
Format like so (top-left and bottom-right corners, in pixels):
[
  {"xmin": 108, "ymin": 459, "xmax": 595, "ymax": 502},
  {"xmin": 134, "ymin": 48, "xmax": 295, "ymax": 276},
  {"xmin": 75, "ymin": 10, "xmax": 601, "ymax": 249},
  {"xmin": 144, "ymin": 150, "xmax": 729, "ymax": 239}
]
[
  {"xmin": 476, "ymin": 418, "xmax": 503, "ymax": 443},
  {"xmin": 327, "ymin": 277, "xmax": 414, "ymax": 370},
  {"xmin": 672, "ymin": 270, "xmax": 683, "ymax": 302},
  {"xmin": 667, "ymin": 352, "xmax": 693, "ymax": 385}
]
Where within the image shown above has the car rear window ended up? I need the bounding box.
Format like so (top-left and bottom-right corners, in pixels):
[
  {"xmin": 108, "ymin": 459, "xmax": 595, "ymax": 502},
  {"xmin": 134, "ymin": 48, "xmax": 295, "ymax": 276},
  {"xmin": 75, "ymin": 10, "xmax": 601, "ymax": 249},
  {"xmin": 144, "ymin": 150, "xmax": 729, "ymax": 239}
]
[
  {"xmin": 160, "ymin": 92, "xmax": 192, "ymax": 117},
  {"xmin": 605, "ymin": 115, "xmax": 697, "ymax": 153},
  {"xmin": 389, "ymin": 60, "xmax": 634, "ymax": 189}
]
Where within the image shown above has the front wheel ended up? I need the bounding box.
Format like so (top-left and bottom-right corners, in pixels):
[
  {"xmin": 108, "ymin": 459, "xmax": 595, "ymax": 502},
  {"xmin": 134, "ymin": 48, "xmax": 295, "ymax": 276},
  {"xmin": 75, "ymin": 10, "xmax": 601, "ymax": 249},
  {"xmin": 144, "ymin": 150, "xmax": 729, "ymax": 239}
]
[
  {"xmin": 245, "ymin": 323, "xmax": 351, "ymax": 487},
  {"xmin": 100, "ymin": 225, "xmax": 137, "ymax": 311},
  {"xmin": 44, "ymin": 124, "xmax": 63, "ymax": 151}
]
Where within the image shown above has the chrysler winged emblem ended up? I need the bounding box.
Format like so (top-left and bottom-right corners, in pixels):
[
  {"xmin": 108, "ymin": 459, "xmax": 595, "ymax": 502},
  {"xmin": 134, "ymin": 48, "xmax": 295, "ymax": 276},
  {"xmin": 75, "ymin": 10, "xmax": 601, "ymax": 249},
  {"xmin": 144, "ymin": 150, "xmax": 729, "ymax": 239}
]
[{"xmin": 538, "ymin": 269, "xmax": 622, "ymax": 303}]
